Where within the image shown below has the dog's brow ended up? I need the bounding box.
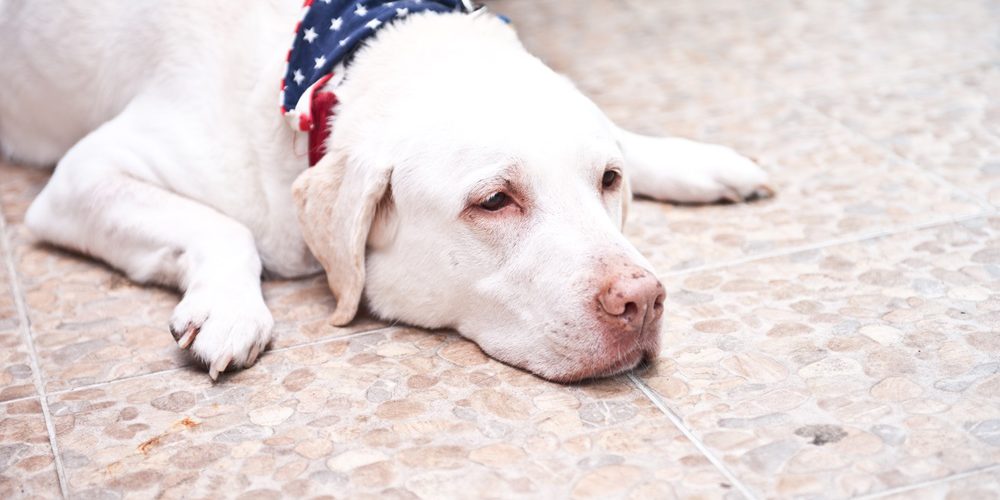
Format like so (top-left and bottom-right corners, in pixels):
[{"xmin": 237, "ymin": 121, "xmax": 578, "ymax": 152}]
[{"xmin": 470, "ymin": 164, "xmax": 522, "ymax": 191}]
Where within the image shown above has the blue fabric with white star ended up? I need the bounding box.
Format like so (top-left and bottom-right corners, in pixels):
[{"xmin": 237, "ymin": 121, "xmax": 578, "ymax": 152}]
[{"xmin": 281, "ymin": 0, "xmax": 464, "ymax": 115}]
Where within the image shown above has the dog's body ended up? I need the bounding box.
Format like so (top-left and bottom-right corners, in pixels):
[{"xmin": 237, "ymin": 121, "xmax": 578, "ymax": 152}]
[{"xmin": 0, "ymin": 0, "xmax": 770, "ymax": 381}]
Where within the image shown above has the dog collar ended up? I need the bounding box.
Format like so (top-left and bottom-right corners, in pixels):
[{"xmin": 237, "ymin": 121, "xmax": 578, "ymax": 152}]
[{"xmin": 281, "ymin": 0, "xmax": 481, "ymax": 166}]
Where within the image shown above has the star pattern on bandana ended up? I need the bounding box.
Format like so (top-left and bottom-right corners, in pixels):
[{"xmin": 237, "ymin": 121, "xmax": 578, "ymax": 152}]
[{"xmin": 280, "ymin": 0, "xmax": 465, "ymax": 121}]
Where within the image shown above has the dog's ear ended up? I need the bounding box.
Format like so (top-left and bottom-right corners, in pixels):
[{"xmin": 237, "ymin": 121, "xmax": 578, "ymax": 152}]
[{"xmin": 292, "ymin": 151, "xmax": 391, "ymax": 326}]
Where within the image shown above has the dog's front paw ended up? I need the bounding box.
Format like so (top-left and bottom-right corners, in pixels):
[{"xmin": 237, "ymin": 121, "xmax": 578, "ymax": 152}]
[
  {"xmin": 169, "ymin": 286, "xmax": 274, "ymax": 380},
  {"xmin": 692, "ymin": 145, "xmax": 773, "ymax": 203},
  {"xmin": 666, "ymin": 145, "xmax": 773, "ymax": 204},
  {"xmin": 630, "ymin": 137, "xmax": 774, "ymax": 204}
]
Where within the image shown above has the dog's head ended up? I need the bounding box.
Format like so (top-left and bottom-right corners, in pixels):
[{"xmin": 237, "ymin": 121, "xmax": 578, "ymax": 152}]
[{"xmin": 292, "ymin": 14, "xmax": 663, "ymax": 382}]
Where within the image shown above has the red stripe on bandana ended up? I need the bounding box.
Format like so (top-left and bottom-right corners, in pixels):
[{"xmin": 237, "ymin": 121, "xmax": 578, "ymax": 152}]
[{"xmin": 308, "ymin": 90, "xmax": 338, "ymax": 166}]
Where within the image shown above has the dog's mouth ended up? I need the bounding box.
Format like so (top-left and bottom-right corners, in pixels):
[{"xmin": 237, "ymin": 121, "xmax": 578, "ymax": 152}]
[
  {"xmin": 546, "ymin": 346, "xmax": 656, "ymax": 384},
  {"xmin": 602, "ymin": 347, "xmax": 656, "ymax": 377}
]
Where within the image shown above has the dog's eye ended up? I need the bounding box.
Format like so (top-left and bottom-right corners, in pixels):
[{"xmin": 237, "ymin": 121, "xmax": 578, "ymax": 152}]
[
  {"xmin": 602, "ymin": 170, "xmax": 620, "ymax": 189},
  {"xmin": 480, "ymin": 192, "xmax": 511, "ymax": 211}
]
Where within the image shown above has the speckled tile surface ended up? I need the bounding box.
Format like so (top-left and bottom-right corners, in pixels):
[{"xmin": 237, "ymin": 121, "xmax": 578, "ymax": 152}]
[
  {"xmin": 2, "ymin": 0, "xmax": 1000, "ymax": 497},
  {"xmin": 624, "ymin": 0, "xmax": 1000, "ymax": 96},
  {"xmin": 879, "ymin": 466, "xmax": 1000, "ymax": 500},
  {"xmin": 0, "ymin": 216, "xmax": 36, "ymax": 403},
  {"xmin": 492, "ymin": 0, "xmax": 775, "ymax": 123},
  {"xmin": 638, "ymin": 218, "xmax": 1000, "ymax": 498},
  {"xmin": 622, "ymin": 97, "xmax": 984, "ymax": 273},
  {"xmin": 50, "ymin": 329, "xmax": 733, "ymax": 499},
  {"xmin": 806, "ymin": 64, "xmax": 1000, "ymax": 208},
  {"xmin": 0, "ymin": 398, "xmax": 61, "ymax": 498}
]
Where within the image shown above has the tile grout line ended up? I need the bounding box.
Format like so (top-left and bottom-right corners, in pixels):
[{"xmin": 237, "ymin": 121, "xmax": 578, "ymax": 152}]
[
  {"xmin": 797, "ymin": 96, "xmax": 997, "ymax": 212},
  {"xmin": 627, "ymin": 373, "xmax": 760, "ymax": 500},
  {"xmin": 0, "ymin": 212, "xmax": 70, "ymax": 497},
  {"xmin": 48, "ymin": 366, "xmax": 191, "ymax": 399},
  {"xmin": 0, "ymin": 393, "xmax": 45, "ymax": 407},
  {"xmin": 853, "ymin": 463, "xmax": 1000, "ymax": 500},
  {"xmin": 662, "ymin": 210, "xmax": 993, "ymax": 278},
  {"xmin": 268, "ymin": 324, "xmax": 401, "ymax": 354},
  {"xmin": 33, "ymin": 324, "xmax": 402, "ymax": 399}
]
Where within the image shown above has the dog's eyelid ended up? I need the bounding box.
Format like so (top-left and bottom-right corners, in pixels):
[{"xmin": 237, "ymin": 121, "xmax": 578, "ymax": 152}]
[{"xmin": 466, "ymin": 167, "xmax": 526, "ymax": 204}]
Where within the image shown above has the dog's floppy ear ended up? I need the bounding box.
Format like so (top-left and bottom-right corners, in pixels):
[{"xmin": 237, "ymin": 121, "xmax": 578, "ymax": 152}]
[{"xmin": 292, "ymin": 151, "xmax": 391, "ymax": 326}]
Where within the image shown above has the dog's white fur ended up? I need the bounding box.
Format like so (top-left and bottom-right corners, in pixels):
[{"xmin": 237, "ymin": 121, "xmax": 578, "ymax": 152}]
[{"xmin": 0, "ymin": 1, "xmax": 769, "ymax": 381}]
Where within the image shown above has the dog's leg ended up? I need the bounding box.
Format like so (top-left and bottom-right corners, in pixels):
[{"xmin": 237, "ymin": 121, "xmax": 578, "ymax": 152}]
[
  {"xmin": 24, "ymin": 109, "xmax": 272, "ymax": 380},
  {"xmin": 614, "ymin": 125, "xmax": 773, "ymax": 204}
]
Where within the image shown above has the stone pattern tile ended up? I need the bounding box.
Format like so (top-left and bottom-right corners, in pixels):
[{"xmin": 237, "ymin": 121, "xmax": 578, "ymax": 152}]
[
  {"xmin": 807, "ymin": 64, "xmax": 1000, "ymax": 207},
  {"xmin": 0, "ymin": 399, "xmax": 61, "ymax": 499},
  {"xmin": 51, "ymin": 329, "xmax": 733, "ymax": 499},
  {"xmin": 622, "ymin": 96, "xmax": 983, "ymax": 273},
  {"xmin": 880, "ymin": 467, "xmax": 1000, "ymax": 500},
  {"xmin": 0, "ymin": 162, "xmax": 385, "ymax": 393},
  {"xmin": 491, "ymin": 0, "xmax": 775, "ymax": 127},
  {"xmin": 640, "ymin": 218, "xmax": 1000, "ymax": 498},
  {"xmin": 0, "ymin": 222, "xmax": 17, "ymax": 329},
  {"xmin": 626, "ymin": 0, "xmax": 1000, "ymax": 95},
  {"xmin": 0, "ymin": 216, "xmax": 36, "ymax": 403}
]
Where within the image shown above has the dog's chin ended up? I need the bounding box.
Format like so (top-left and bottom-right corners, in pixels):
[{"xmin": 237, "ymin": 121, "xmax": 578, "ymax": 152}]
[{"xmin": 538, "ymin": 347, "xmax": 655, "ymax": 384}]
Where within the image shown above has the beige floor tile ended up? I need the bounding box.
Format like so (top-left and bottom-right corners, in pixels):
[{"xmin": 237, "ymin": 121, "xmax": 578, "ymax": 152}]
[
  {"xmin": 807, "ymin": 64, "xmax": 1000, "ymax": 207},
  {"xmin": 0, "ymin": 202, "xmax": 36, "ymax": 403},
  {"xmin": 489, "ymin": 0, "xmax": 775, "ymax": 126},
  {"xmin": 0, "ymin": 228, "xmax": 17, "ymax": 329},
  {"xmin": 879, "ymin": 466, "xmax": 1000, "ymax": 500},
  {"xmin": 640, "ymin": 217, "xmax": 1000, "ymax": 498},
  {"xmin": 0, "ymin": 163, "xmax": 50, "ymax": 226},
  {"xmin": 0, "ymin": 331, "xmax": 35, "ymax": 404},
  {"xmin": 0, "ymin": 163, "xmax": 385, "ymax": 393},
  {"xmin": 627, "ymin": 0, "xmax": 1000, "ymax": 95},
  {"xmin": 0, "ymin": 328, "xmax": 34, "ymax": 403},
  {"xmin": 50, "ymin": 328, "xmax": 733, "ymax": 499},
  {"xmin": 622, "ymin": 96, "xmax": 983, "ymax": 274},
  {"xmin": 0, "ymin": 398, "xmax": 62, "ymax": 498}
]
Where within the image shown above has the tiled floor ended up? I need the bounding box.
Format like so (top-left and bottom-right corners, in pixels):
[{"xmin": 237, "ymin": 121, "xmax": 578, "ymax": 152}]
[{"xmin": 2, "ymin": 0, "xmax": 999, "ymax": 498}]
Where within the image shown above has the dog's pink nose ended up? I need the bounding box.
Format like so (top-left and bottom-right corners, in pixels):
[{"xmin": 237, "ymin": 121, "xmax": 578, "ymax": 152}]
[{"xmin": 597, "ymin": 266, "xmax": 665, "ymax": 330}]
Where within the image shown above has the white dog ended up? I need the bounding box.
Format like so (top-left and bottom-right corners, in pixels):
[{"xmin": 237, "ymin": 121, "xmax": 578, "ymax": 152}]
[{"xmin": 0, "ymin": 0, "xmax": 769, "ymax": 382}]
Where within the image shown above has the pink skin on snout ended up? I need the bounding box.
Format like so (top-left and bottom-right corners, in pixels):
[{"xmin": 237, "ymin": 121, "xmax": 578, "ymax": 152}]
[{"xmin": 549, "ymin": 255, "xmax": 666, "ymax": 383}]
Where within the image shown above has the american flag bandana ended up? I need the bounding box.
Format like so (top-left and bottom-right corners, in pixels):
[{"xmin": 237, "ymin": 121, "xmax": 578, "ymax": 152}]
[{"xmin": 281, "ymin": 0, "xmax": 470, "ymax": 165}]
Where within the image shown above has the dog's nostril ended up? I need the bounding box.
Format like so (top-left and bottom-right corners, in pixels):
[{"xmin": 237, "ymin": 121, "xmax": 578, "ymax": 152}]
[
  {"xmin": 654, "ymin": 292, "xmax": 665, "ymax": 309},
  {"xmin": 622, "ymin": 301, "xmax": 638, "ymax": 319}
]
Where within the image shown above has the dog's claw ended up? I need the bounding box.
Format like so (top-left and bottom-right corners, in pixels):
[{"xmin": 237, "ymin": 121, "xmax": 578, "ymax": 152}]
[
  {"xmin": 247, "ymin": 344, "xmax": 261, "ymax": 366},
  {"xmin": 209, "ymin": 353, "xmax": 232, "ymax": 381},
  {"xmin": 720, "ymin": 186, "xmax": 743, "ymax": 204},
  {"xmin": 745, "ymin": 184, "xmax": 775, "ymax": 202},
  {"xmin": 175, "ymin": 325, "xmax": 199, "ymax": 350}
]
